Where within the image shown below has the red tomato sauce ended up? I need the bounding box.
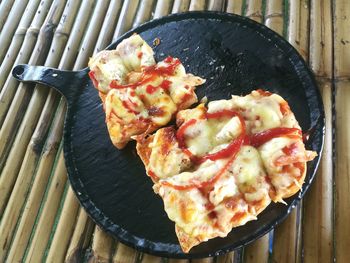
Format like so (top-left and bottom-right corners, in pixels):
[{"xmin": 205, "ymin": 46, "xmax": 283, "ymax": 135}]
[{"xmin": 88, "ymin": 71, "xmax": 99, "ymax": 88}]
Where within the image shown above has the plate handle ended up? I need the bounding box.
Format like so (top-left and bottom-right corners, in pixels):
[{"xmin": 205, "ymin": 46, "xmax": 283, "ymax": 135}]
[{"xmin": 12, "ymin": 64, "xmax": 89, "ymax": 102}]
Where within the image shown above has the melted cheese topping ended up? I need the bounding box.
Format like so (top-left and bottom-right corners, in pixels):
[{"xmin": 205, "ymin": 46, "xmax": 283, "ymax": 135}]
[
  {"xmin": 148, "ymin": 128, "xmax": 191, "ymax": 179},
  {"xmin": 88, "ymin": 34, "xmax": 205, "ymax": 148},
  {"xmin": 137, "ymin": 90, "xmax": 316, "ymax": 252}
]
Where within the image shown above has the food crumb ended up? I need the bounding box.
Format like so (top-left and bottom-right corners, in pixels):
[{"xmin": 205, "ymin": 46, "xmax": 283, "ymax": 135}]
[
  {"xmin": 200, "ymin": 96, "xmax": 208, "ymax": 103},
  {"xmin": 153, "ymin": 37, "xmax": 161, "ymax": 46}
]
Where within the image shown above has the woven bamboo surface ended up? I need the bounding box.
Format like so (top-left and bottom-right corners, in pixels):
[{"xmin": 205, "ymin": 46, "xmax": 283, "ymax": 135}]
[{"xmin": 0, "ymin": 0, "xmax": 346, "ymax": 262}]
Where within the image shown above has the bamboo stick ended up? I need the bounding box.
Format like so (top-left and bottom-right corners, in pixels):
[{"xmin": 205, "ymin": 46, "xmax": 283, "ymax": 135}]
[
  {"xmin": 48, "ymin": 1, "xmax": 116, "ymax": 260},
  {"xmin": 172, "ymin": 0, "xmax": 190, "ymax": 13},
  {"xmin": 58, "ymin": 0, "xmax": 95, "ymax": 70},
  {"xmin": 0, "ymin": 0, "xmax": 54, "ymax": 127},
  {"xmin": 189, "ymin": 0, "xmax": 206, "ymax": 11},
  {"xmin": 288, "ymin": 0, "xmax": 310, "ymax": 60},
  {"xmin": 154, "ymin": 0, "xmax": 173, "ymax": 18},
  {"xmin": 243, "ymin": 234, "xmax": 269, "ymax": 263},
  {"xmin": 88, "ymin": 226, "xmax": 115, "ymax": 263},
  {"xmin": 132, "ymin": 0, "xmax": 155, "ymax": 28},
  {"xmin": 0, "ymin": 0, "xmax": 65, "ymax": 215},
  {"xmin": 226, "ymin": 0, "xmax": 243, "ymax": 14},
  {"xmin": 265, "ymin": 0, "xmax": 283, "ymax": 35},
  {"xmin": 113, "ymin": 243, "xmax": 139, "ymax": 263},
  {"xmin": 245, "ymin": 0, "xmax": 263, "ymax": 23},
  {"xmin": 65, "ymin": 209, "xmax": 95, "ymax": 263},
  {"xmin": 302, "ymin": 1, "xmax": 333, "ymax": 262},
  {"xmin": 272, "ymin": 209, "xmax": 299, "ymax": 263},
  {"xmin": 4, "ymin": 2, "xmax": 93, "ymax": 259},
  {"xmin": 0, "ymin": 0, "xmax": 16, "ymax": 32},
  {"xmin": 23, "ymin": 151, "xmax": 68, "ymax": 263},
  {"xmin": 334, "ymin": 81, "xmax": 350, "ymax": 263},
  {"xmin": 309, "ymin": 0, "xmax": 333, "ymax": 78},
  {"xmin": 31, "ymin": 1, "xmax": 112, "ymax": 261},
  {"xmin": 207, "ymin": 0, "xmax": 225, "ymax": 11},
  {"xmin": 334, "ymin": 1, "xmax": 350, "ymax": 262},
  {"xmin": 45, "ymin": 187, "xmax": 80, "ymax": 262},
  {"xmin": 75, "ymin": 0, "xmax": 110, "ymax": 69},
  {"xmin": 0, "ymin": 0, "xmax": 41, "ymax": 89},
  {"xmin": 113, "ymin": 0, "xmax": 140, "ymax": 39},
  {"xmin": 5, "ymin": 93, "xmax": 63, "ymax": 263},
  {"xmin": 168, "ymin": 259, "xmax": 189, "ymax": 263},
  {"xmin": 192, "ymin": 258, "xmax": 214, "ymax": 263},
  {"xmin": 0, "ymin": 0, "xmax": 29, "ymax": 62},
  {"xmin": 0, "ymin": 91, "xmax": 61, "ymax": 262},
  {"xmin": 334, "ymin": 0, "xmax": 350, "ymax": 78},
  {"xmin": 216, "ymin": 252, "xmax": 234, "ymax": 263},
  {"xmin": 141, "ymin": 253, "xmax": 163, "ymax": 263},
  {"xmin": 303, "ymin": 80, "xmax": 333, "ymax": 263},
  {"xmin": 7, "ymin": 1, "xmax": 97, "ymax": 260},
  {"xmin": 94, "ymin": 0, "xmax": 123, "ymax": 53}
]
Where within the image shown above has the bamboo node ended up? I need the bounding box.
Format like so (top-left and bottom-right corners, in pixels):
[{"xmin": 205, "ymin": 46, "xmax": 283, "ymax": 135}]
[
  {"xmin": 53, "ymin": 30, "xmax": 70, "ymax": 38},
  {"xmin": 247, "ymin": 12, "xmax": 262, "ymax": 19},
  {"xmin": 265, "ymin": 13, "xmax": 283, "ymax": 19},
  {"xmin": 26, "ymin": 27, "xmax": 40, "ymax": 36}
]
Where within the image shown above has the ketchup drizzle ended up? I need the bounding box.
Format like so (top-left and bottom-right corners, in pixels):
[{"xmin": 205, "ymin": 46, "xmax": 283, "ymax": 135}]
[
  {"xmin": 109, "ymin": 56, "xmax": 179, "ymax": 90},
  {"xmin": 164, "ymin": 108, "xmax": 304, "ymax": 192},
  {"xmin": 88, "ymin": 71, "xmax": 99, "ymax": 88}
]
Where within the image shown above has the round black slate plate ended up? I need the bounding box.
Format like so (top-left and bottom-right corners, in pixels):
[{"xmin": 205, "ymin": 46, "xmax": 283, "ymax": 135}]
[{"xmin": 12, "ymin": 12, "xmax": 324, "ymax": 259}]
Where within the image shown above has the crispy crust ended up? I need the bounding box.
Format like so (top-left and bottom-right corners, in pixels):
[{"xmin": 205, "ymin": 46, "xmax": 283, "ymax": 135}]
[
  {"xmin": 135, "ymin": 92, "xmax": 315, "ymax": 253},
  {"xmin": 175, "ymin": 225, "xmax": 202, "ymax": 253},
  {"xmin": 281, "ymin": 162, "xmax": 307, "ymax": 199},
  {"xmin": 135, "ymin": 135, "xmax": 154, "ymax": 167}
]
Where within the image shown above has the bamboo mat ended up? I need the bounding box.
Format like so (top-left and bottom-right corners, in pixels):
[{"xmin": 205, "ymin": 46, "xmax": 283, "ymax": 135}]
[{"xmin": 0, "ymin": 0, "xmax": 346, "ymax": 262}]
